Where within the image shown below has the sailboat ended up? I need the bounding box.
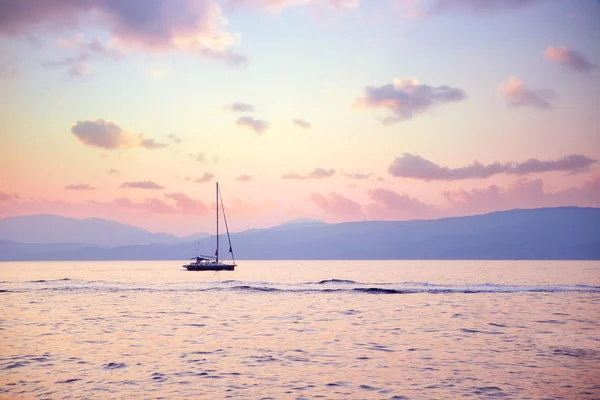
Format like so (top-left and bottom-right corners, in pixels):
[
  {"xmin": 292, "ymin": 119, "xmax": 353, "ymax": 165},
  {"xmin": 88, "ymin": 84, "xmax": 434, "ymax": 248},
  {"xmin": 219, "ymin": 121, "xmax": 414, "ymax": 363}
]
[{"xmin": 183, "ymin": 182, "xmax": 236, "ymax": 271}]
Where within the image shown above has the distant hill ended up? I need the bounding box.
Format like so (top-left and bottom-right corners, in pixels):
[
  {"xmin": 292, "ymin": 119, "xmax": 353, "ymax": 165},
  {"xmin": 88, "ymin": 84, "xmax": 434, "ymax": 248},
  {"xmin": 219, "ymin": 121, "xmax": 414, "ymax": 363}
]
[
  {"xmin": 0, "ymin": 207, "xmax": 599, "ymax": 261},
  {"xmin": 0, "ymin": 214, "xmax": 209, "ymax": 247}
]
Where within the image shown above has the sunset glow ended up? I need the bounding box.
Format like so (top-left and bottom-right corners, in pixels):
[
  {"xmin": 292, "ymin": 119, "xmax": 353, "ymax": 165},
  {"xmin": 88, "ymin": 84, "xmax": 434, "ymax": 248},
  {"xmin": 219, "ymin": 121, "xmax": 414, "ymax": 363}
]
[{"xmin": 1, "ymin": 0, "xmax": 599, "ymax": 235}]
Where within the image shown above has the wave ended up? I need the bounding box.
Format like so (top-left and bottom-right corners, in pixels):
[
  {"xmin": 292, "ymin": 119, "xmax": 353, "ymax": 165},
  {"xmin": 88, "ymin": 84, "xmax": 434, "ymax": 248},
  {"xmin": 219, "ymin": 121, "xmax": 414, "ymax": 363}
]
[{"xmin": 1, "ymin": 279, "xmax": 599, "ymax": 294}]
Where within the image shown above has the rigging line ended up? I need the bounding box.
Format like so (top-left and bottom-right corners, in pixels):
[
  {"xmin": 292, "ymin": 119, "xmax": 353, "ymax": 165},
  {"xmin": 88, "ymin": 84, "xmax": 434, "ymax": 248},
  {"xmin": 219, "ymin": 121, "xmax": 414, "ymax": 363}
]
[{"xmin": 218, "ymin": 184, "xmax": 236, "ymax": 265}]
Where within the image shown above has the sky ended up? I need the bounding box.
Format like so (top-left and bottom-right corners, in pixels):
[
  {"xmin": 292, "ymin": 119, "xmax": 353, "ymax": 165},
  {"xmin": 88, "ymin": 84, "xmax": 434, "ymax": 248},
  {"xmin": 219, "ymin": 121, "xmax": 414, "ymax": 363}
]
[{"xmin": 0, "ymin": 0, "xmax": 599, "ymax": 236}]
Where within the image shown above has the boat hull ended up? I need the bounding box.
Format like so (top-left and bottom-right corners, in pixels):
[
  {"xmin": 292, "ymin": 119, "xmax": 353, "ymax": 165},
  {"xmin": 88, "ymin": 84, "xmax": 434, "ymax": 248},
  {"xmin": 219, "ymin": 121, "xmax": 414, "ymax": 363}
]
[{"xmin": 183, "ymin": 263, "xmax": 235, "ymax": 271}]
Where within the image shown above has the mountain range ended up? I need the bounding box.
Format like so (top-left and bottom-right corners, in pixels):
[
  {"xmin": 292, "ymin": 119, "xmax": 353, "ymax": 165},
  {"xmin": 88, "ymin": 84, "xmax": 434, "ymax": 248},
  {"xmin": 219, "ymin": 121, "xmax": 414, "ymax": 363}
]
[{"xmin": 1, "ymin": 207, "xmax": 599, "ymax": 261}]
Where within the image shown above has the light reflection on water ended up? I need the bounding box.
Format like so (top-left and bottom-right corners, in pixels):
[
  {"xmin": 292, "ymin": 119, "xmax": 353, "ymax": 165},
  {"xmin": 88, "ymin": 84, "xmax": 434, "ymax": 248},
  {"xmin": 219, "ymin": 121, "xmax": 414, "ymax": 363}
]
[{"xmin": 1, "ymin": 260, "xmax": 599, "ymax": 399}]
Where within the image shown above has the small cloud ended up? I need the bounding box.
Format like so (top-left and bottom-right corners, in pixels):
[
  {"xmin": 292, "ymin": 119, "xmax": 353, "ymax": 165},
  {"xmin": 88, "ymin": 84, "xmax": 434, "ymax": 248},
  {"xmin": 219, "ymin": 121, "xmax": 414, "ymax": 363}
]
[
  {"xmin": 388, "ymin": 153, "xmax": 597, "ymax": 181},
  {"xmin": 498, "ymin": 77, "xmax": 556, "ymax": 109},
  {"xmin": 228, "ymin": 0, "xmax": 359, "ymax": 13},
  {"xmin": 544, "ymin": 46, "xmax": 597, "ymax": 73},
  {"xmin": 140, "ymin": 138, "xmax": 168, "ymax": 149},
  {"xmin": 343, "ymin": 172, "xmax": 372, "ymax": 180},
  {"xmin": 236, "ymin": 174, "xmax": 252, "ymax": 182},
  {"xmin": 168, "ymin": 134, "xmax": 182, "ymax": 143},
  {"xmin": 65, "ymin": 184, "xmax": 95, "ymax": 190},
  {"xmin": 120, "ymin": 181, "xmax": 165, "ymax": 189},
  {"xmin": 188, "ymin": 152, "xmax": 218, "ymax": 164},
  {"xmin": 225, "ymin": 102, "xmax": 255, "ymax": 112},
  {"xmin": 354, "ymin": 78, "xmax": 466, "ymax": 124},
  {"xmin": 402, "ymin": 0, "xmax": 545, "ymax": 17},
  {"xmin": 164, "ymin": 192, "xmax": 209, "ymax": 214},
  {"xmin": 44, "ymin": 53, "xmax": 91, "ymax": 77},
  {"xmin": 236, "ymin": 116, "xmax": 269, "ymax": 135},
  {"xmin": 193, "ymin": 173, "xmax": 214, "ymax": 183},
  {"xmin": 0, "ymin": 192, "xmax": 20, "ymax": 203},
  {"xmin": 71, "ymin": 119, "xmax": 168, "ymax": 150},
  {"xmin": 46, "ymin": 36, "xmax": 122, "ymax": 78},
  {"xmin": 366, "ymin": 188, "xmax": 432, "ymax": 219},
  {"xmin": 282, "ymin": 168, "xmax": 336, "ymax": 180},
  {"xmin": 107, "ymin": 168, "xmax": 122, "ymax": 175},
  {"xmin": 310, "ymin": 192, "xmax": 364, "ymax": 220},
  {"xmin": 292, "ymin": 119, "xmax": 312, "ymax": 129}
]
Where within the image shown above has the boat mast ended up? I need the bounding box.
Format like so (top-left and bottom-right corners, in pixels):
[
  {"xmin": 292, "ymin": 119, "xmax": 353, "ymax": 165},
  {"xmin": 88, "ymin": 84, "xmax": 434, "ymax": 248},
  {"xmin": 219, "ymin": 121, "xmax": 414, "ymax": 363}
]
[
  {"xmin": 218, "ymin": 184, "xmax": 236, "ymax": 266},
  {"xmin": 216, "ymin": 181, "xmax": 219, "ymax": 263}
]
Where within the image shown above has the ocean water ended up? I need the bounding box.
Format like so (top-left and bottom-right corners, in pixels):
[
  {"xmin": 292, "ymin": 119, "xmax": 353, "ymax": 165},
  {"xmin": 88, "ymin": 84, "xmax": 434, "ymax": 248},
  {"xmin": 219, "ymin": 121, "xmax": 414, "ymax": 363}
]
[{"xmin": 1, "ymin": 260, "xmax": 599, "ymax": 399}]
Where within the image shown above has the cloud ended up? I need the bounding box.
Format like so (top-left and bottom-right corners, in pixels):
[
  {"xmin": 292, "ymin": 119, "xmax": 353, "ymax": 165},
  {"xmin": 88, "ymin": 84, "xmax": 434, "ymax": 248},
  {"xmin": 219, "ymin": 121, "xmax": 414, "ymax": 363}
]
[
  {"xmin": 167, "ymin": 134, "xmax": 182, "ymax": 143},
  {"xmin": 0, "ymin": 192, "xmax": 20, "ymax": 203},
  {"xmin": 65, "ymin": 184, "xmax": 95, "ymax": 190},
  {"xmin": 120, "ymin": 181, "xmax": 165, "ymax": 189},
  {"xmin": 402, "ymin": 0, "xmax": 544, "ymax": 17},
  {"xmin": 343, "ymin": 172, "xmax": 372, "ymax": 180},
  {"xmin": 310, "ymin": 193, "xmax": 364, "ymax": 220},
  {"xmin": 140, "ymin": 138, "xmax": 168, "ymax": 149},
  {"xmin": 193, "ymin": 173, "xmax": 214, "ymax": 183},
  {"xmin": 44, "ymin": 53, "xmax": 91, "ymax": 77},
  {"xmin": 0, "ymin": 0, "xmax": 246, "ymax": 66},
  {"xmin": 292, "ymin": 119, "xmax": 312, "ymax": 129},
  {"xmin": 113, "ymin": 197, "xmax": 177, "ymax": 214},
  {"xmin": 511, "ymin": 154, "xmax": 597, "ymax": 176},
  {"xmin": 226, "ymin": 0, "xmax": 358, "ymax": 13},
  {"xmin": 282, "ymin": 168, "xmax": 336, "ymax": 180},
  {"xmin": 225, "ymin": 102, "xmax": 255, "ymax": 112},
  {"xmin": 366, "ymin": 188, "xmax": 432, "ymax": 219},
  {"xmin": 443, "ymin": 175, "xmax": 600, "ymax": 215},
  {"xmin": 187, "ymin": 152, "xmax": 219, "ymax": 164},
  {"xmin": 45, "ymin": 35, "xmax": 122, "ymax": 77},
  {"xmin": 164, "ymin": 192, "xmax": 209, "ymax": 214},
  {"xmin": 71, "ymin": 119, "xmax": 168, "ymax": 150},
  {"xmin": 107, "ymin": 169, "xmax": 122, "ymax": 175},
  {"xmin": 544, "ymin": 46, "xmax": 597, "ymax": 73},
  {"xmin": 498, "ymin": 77, "xmax": 556, "ymax": 109},
  {"xmin": 388, "ymin": 153, "xmax": 597, "ymax": 181},
  {"xmin": 236, "ymin": 174, "xmax": 252, "ymax": 182},
  {"xmin": 354, "ymin": 78, "xmax": 466, "ymax": 123},
  {"xmin": 236, "ymin": 116, "xmax": 269, "ymax": 135}
]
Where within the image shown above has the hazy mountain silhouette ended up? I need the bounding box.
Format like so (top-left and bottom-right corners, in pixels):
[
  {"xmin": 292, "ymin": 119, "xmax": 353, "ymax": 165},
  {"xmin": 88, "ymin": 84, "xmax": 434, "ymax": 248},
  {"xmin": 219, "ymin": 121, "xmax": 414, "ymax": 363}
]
[
  {"xmin": 1, "ymin": 207, "xmax": 598, "ymax": 261},
  {"xmin": 0, "ymin": 214, "xmax": 209, "ymax": 247}
]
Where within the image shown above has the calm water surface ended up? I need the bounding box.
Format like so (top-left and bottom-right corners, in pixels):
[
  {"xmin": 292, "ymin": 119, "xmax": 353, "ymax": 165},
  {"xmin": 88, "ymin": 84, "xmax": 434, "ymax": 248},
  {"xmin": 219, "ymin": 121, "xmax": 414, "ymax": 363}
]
[{"xmin": 1, "ymin": 260, "xmax": 599, "ymax": 399}]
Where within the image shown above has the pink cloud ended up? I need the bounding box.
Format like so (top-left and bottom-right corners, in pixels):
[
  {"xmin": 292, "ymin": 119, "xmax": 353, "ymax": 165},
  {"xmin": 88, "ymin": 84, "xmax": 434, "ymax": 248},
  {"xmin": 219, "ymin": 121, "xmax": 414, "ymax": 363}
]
[
  {"xmin": 292, "ymin": 119, "xmax": 312, "ymax": 129},
  {"xmin": 310, "ymin": 193, "xmax": 364, "ymax": 220},
  {"xmin": 282, "ymin": 168, "xmax": 336, "ymax": 180},
  {"xmin": 366, "ymin": 188, "xmax": 432, "ymax": 219},
  {"xmin": 113, "ymin": 197, "xmax": 177, "ymax": 214},
  {"xmin": 343, "ymin": 172, "xmax": 372, "ymax": 180},
  {"xmin": 236, "ymin": 116, "xmax": 269, "ymax": 135},
  {"xmin": 0, "ymin": 0, "xmax": 246, "ymax": 66},
  {"xmin": 236, "ymin": 174, "xmax": 253, "ymax": 182},
  {"xmin": 355, "ymin": 78, "xmax": 466, "ymax": 124},
  {"xmin": 545, "ymin": 46, "xmax": 597, "ymax": 73},
  {"xmin": 65, "ymin": 184, "xmax": 95, "ymax": 190},
  {"xmin": 225, "ymin": 102, "xmax": 255, "ymax": 112},
  {"xmin": 71, "ymin": 119, "xmax": 167, "ymax": 150},
  {"xmin": 498, "ymin": 77, "xmax": 556, "ymax": 109},
  {"xmin": 120, "ymin": 181, "xmax": 165, "ymax": 190},
  {"xmin": 193, "ymin": 173, "xmax": 215, "ymax": 183},
  {"xmin": 0, "ymin": 192, "xmax": 20, "ymax": 203},
  {"xmin": 388, "ymin": 153, "xmax": 596, "ymax": 181},
  {"xmin": 226, "ymin": 0, "xmax": 358, "ymax": 13},
  {"xmin": 164, "ymin": 192, "xmax": 209, "ymax": 214},
  {"xmin": 443, "ymin": 175, "xmax": 600, "ymax": 215}
]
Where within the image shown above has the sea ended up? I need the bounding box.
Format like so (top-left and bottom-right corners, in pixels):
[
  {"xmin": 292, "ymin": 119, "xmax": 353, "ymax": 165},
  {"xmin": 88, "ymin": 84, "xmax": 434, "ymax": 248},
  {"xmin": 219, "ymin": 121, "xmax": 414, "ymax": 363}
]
[{"xmin": 1, "ymin": 260, "xmax": 599, "ymax": 399}]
